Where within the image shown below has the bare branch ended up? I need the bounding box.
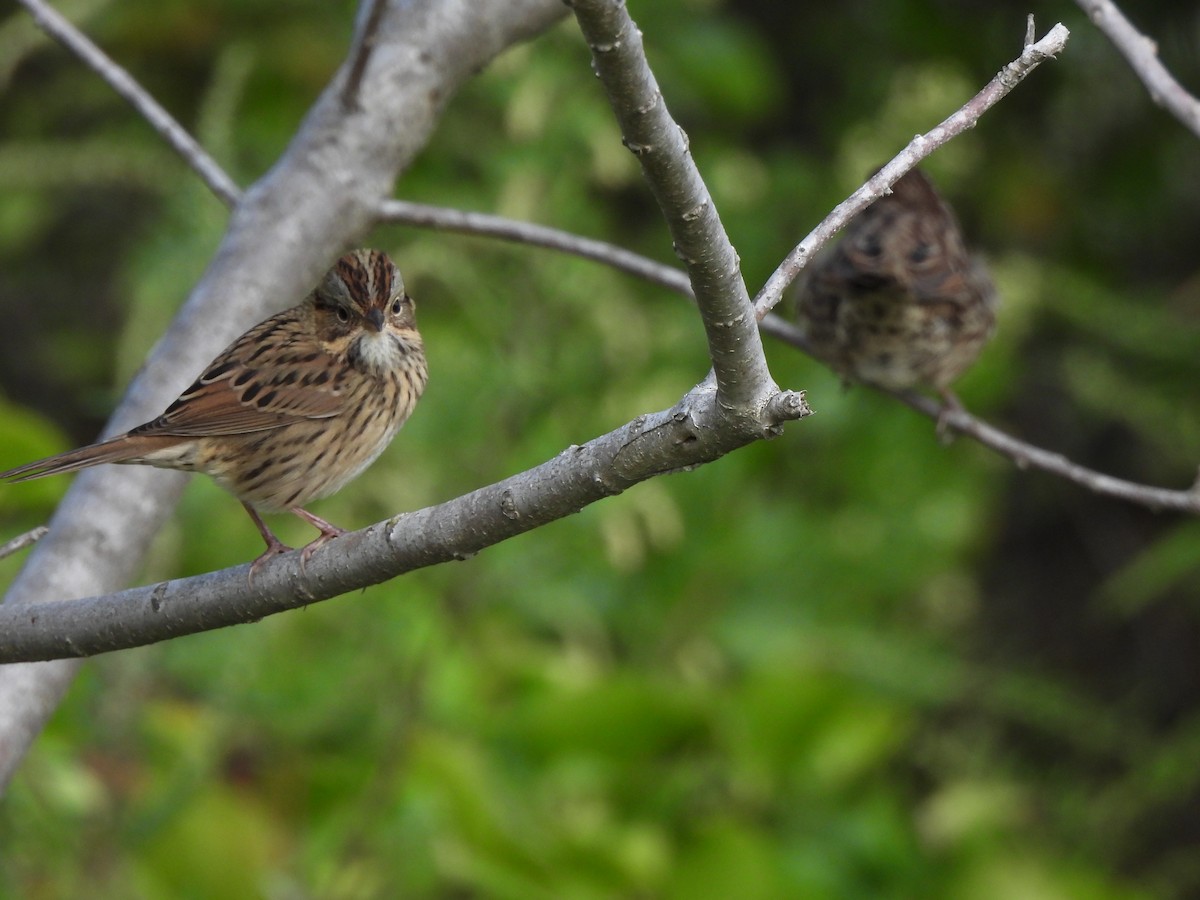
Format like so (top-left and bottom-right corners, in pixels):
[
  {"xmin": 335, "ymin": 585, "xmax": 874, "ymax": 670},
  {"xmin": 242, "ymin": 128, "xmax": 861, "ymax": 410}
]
[
  {"xmin": 761, "ymin": 316, "xmax": 1200, "ymax": 515},
  {"xmin": 0, "ymin": 387, "xmax": 812, "ymax": 664},
  {"xmin": 377, "ymin": 198, "xmax": 695, "ymax": 296},
  {"xmin": 754, "ymin": 21, "xmax": 1070, "ymax": 319},
  {"xmin": 567, "ymin": 0, "xmax": 775, "ymax": 414},
  {"xmin": 1076, "ymin": 0, "xmax": 1200, "ymax": 139},
  {"xmin": 15, "ymin": 0, "xmax": 242, "ymax": 207},
  {"xmin": 0, "ymin": 527, "xmax": 47, "ymax": 561}
]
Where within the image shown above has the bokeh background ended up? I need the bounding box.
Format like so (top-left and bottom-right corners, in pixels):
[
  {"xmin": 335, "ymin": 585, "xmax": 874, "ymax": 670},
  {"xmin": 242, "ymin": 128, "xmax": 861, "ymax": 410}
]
[{"xmin": 2, "ymin": 0, "xmax": 1200, "ymax": 896}]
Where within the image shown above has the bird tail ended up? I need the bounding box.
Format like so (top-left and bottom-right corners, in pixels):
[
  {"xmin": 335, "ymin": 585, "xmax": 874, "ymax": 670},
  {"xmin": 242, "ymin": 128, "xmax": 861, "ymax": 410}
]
[{"xmin": 0, "ymin": 436, "xmax": 145, "ymax": 482}]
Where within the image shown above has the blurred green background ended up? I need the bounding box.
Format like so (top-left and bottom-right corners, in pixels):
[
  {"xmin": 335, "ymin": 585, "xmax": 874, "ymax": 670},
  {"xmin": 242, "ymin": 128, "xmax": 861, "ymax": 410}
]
[{"xmin": 2, "ymin": 0, "xmax": 1200, "ymax": 896}]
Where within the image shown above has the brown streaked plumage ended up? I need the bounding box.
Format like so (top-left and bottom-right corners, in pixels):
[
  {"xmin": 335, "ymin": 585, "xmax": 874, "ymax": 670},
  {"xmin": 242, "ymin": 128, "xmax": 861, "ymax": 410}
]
[
  {"xmin": 793, "ymin": 168, "xmax": 997, "ymax": 403},
  {"xmin": 2, "ymin": 249, "xmax": 428, "ymax": 574}
]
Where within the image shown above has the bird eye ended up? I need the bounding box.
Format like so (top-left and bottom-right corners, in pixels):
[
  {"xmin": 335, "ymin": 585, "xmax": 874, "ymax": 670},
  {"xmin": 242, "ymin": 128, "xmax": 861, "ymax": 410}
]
[
  {"xmin": 336, "ymin": 307, "xmax": 350, "ymax": 323},
  {"xmin": 390, "ymin": 296, "xmax": 404, "ymax": 316}
]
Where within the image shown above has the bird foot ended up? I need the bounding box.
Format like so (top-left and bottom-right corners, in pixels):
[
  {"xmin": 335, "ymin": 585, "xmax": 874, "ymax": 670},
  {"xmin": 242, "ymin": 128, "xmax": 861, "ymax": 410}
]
[
  {"xmin": 292, "ymin": 507, "xmax": 347, "ymax": 571},
  {"xmin": 240, "ymin": 502, "xmax": 347, "ymax": 577},
  {"xmin": 248, "ymin": 534, "xmax": 294, "ymax": 583},
  {"xmin": 298, "ymin": 529, "xmax": 346, "ymax": 570}
]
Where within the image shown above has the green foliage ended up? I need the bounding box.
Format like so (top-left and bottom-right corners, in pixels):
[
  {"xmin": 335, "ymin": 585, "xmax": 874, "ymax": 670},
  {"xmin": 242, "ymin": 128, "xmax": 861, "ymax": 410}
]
[{"xmin": 0, "ymin": 0, "xmax": 1195, "ymax": 896}]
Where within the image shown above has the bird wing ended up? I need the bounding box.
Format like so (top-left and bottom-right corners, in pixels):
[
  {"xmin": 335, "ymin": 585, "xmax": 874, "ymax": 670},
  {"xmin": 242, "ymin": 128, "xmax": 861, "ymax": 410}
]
[{"xmin": 131, "ymin": 311, "xmax": 350, "ymax": 438}]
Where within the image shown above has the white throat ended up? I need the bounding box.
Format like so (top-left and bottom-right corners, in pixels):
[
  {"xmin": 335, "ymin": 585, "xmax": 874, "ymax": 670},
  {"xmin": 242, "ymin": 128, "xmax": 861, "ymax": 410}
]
[{"xmin": 353, "ymin": 331, "xmax": 403, "ymax": 375}]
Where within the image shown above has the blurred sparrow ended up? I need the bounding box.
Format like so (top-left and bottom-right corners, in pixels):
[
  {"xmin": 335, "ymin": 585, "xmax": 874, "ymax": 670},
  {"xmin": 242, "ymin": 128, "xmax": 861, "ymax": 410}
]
[
  {"xmin": 2, "ymin": 249, "xmax": 428, "ymax": 573},
  {"xmin": 793, "ymin": 168, "xmax": 996, "ymax": 411}
]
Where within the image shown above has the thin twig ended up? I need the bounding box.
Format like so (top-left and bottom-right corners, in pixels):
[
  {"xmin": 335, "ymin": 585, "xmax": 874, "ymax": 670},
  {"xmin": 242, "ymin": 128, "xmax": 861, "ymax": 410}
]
[
  {"xmin": 377, "ymin": 199, "xmax": 695, "ymax": 296},
  {"xmin": 569, "ymin": 0, "xmax": 773, "ymax": 413},
  {"xmin": 341, "ymin": 0, "xmax": 388, "ymax": 111},
  {"xmin": 0, "ymin": 527, "xmax": 48, "ymax": 561},
  {"xmin": 753, "ymin": 21, "xmax": 1070, "ymax": 320},
  {"xmin": 761, "ymin": 315, "xmax": 1200, "ymax": 515},
  {"xmin": 15, "ymin": 0, "xmax": 242, "ymax": 207},
  {"xmin": 1076, "ymin": 0, "xmax": 1200, "ymax": 139}
]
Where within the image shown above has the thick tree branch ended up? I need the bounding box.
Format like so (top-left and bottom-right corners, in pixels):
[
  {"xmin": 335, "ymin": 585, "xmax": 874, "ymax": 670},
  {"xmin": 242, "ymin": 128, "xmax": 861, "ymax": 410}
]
[
  {"xmin": 0, "ymin": 386, "xmax": 812, "ymax": 663},
  {"xmin": 754, "ymin": 21, "xmax": 1070, "ymax": 319},
  {"xmin": 15, "ymin": 0, "xmax": 241, "ymax": 206},
  {"xmin": 567, "ymin": 0, "xmax": 775, "ymax": 415},
  {"xmin": 1076, "ymin": 0, "xmax": 1200, "ymax": 139},
  {"xmin": 0, "ymin": 0, "xmax": 567, "ymax": 789}
]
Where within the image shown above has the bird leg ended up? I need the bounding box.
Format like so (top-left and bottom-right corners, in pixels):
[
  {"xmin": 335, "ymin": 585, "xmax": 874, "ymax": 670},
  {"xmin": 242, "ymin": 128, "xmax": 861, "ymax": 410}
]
[
  {"xmin": 241, "ymin": 502, "xmax": 294, "ymax": 581},
  {"xmin": 290, "ymin": 506, "xmax": 348, "ymax": 567}
]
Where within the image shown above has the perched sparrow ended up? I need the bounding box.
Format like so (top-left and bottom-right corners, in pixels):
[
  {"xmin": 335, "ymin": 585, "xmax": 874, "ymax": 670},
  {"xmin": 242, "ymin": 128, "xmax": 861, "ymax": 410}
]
[
  {"xmin": 2, "ymin": 249, "xmax": 428, "ymax": 573},
  {"xmin": 793, "ymin": 168, "xmax": 996, "ymax": 403}
]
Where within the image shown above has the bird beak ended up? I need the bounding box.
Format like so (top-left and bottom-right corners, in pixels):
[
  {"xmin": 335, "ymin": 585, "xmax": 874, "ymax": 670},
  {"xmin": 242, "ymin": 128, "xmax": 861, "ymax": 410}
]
[{"xmin": 366, "ymin": 308, "xmax": 385, "ymax": 332}]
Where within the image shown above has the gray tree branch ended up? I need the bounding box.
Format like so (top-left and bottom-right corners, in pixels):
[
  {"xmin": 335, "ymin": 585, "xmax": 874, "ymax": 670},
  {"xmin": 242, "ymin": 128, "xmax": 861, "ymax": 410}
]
[
  {"xmin": 1075, "ymin": 0, "xmax": 1200, "ymax": 139},
  {"xmin": 0, "ymin": 390, "xmax": 812, "ymax": 662},
  {"xmin": 377, "ymin": 199, "xmax": 694, "ymax": 296},
  {"xmin": 0, "ymin": 0, "xmax": 567, "ymax": 790},
  {"xmin": 567, "ymin": 0, "xmax": 776, "ymax": 414}
]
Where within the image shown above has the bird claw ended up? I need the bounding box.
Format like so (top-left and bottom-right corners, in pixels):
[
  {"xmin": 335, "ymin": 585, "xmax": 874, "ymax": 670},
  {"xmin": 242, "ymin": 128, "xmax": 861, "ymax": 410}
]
[
  {"xmin": 243, "ymin": 503, "xmax": 347, "ymax": 578},
  {"xmin": 289, "ymin": 506, "xmax": 348, "ymax": 572},
  {"xmin": 297, "ymin": 527, "xmax": 347, "ymax": 572},
  {"xmin": 248, "ymin": 536, "xmax": 294, "ymax": 584}
]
